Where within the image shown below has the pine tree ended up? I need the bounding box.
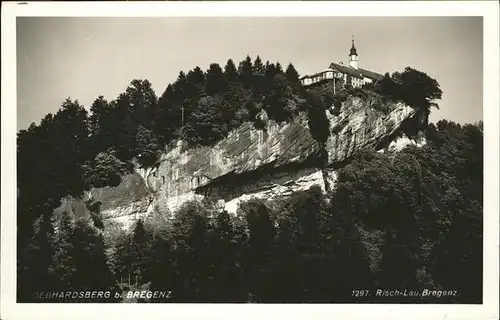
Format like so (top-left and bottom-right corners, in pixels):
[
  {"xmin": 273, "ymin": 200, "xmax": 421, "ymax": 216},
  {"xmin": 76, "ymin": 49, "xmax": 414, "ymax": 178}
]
[
  {"xmin": 274, "ymin": 219, "xmax": 302, "ymax": 302},
  {"xmin": 206, "ymin": 63, "xmax": 228, "ymax": 96},
  {"xmin": 264, "ymin": 62, "xmax": 277, "ymax": 79},
  {"xmin": 317, "ymin": 196, "xmax": 373, "ymax": 302},
  {"xmin": 88, "ymin": 96, "xmax": 110, "ymax": 155},
  {"xmin": 147, "ymin": 232, "xmax": 175, "ymax": 300},
  {"xmin": 112, "ymin": 93, "xmax": 137, "ymax": 160},
  {"xmin": 238, "ymin": 55, "xmax": 254, "ymax": 87},
  {"xmin": 377, "ymin": 229, "xmax": 420, "ymax": 302},
  {"xmin": 263, "ymin": 74, "xmax": 294, "ymax": 123},
  {"xmin": 129, "ymin": 219, "xmax": 151, "ymax": 286},
  {"xmin": 156, "ymin": 84, "xmax": 181, "ymax": 143},
  {"xmin": 170, "ymin": 201, "xmax": 211, "ymax": 301},
  {"xmin": 262, "ymin": 62, "xmax": 278, "ymax": 97},
  {"xmin": 18, "ymin": 213, "xmax": 56, "ymax": 301},
  {"xmin": 238, "ymin": 199, "xmax": 276, "ymax": 302},
  {"xmin": 172, "ymin": 71, "xmax": 188, "ymax": 104},
  {"xmin": 50, "ymin": 211, "xmax": 76, "ymax": 294},
  {"xmin": 275, "ymin": 62, "xmax": 284, "ymax": 75},
  {"xmin": 186, "ymin": 67, "xmax": 206, "ymax": 98},
  {"xmin": 251, "ymin": 56, "xmax": 267, "ymax": 99},
  {"xmin": 285, "ymin": 63, "xmax": 300, "ymax": 85},
  {"xmin": 113, "ymin": 232, "xmax": 133, "ymax": 286},
  {"xmin": 71, "ymin": 219, "xmax": 116, "ymax": 299},
  {"xmin": 210, "ymin": 210, "xmax": 242, "ymax": 301},
  {"xmin": 252, "ymin": 56, "xmax": 266, "ymax": 77},
  {"xmin": 51, "ymin": 98, "xmax": 90, "ymax": 197},
  {"xmin": 224, "ymin": 58, "xmax": 239, "ymax": 82},
  {"xmin": 135, "ymin": 125, "xmax": 161, "ymax": 167},
  {"xmin": 125, "ymin": 79, "xmax": 158, "ymax": 129}
]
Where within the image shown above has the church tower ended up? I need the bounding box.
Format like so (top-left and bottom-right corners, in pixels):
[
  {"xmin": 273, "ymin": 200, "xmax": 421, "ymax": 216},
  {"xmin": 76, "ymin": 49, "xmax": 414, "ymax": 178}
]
[{"xmin": 349, "ymin": 35, "xmax": 358, "ymax": 69}]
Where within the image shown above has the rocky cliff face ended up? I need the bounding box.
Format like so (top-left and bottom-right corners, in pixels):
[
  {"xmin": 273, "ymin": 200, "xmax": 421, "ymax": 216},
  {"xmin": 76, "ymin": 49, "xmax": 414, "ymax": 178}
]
[{"xmin": 55, "ymin": 96, "xmax": 426, "ymax": 230}]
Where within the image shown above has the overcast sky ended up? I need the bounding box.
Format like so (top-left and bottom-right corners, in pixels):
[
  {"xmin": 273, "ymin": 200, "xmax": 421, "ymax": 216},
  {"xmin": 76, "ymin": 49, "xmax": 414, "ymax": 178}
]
[{"xmin": 16, "ymin": 16, "xmax": 482, "ymax": 131}]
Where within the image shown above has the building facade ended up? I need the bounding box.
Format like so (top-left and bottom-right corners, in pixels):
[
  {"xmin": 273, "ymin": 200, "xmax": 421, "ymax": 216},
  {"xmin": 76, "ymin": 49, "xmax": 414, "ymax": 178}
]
[{"xmin": 300, "ymin": 38, "xmax": 384, "ymax": 88}]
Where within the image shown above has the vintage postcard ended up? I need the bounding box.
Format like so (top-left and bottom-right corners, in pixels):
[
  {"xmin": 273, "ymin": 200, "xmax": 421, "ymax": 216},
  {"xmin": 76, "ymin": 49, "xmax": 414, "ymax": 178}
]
[{"xmin": 1, "ymin": 1, "xmax": 499, "ymax": 320}]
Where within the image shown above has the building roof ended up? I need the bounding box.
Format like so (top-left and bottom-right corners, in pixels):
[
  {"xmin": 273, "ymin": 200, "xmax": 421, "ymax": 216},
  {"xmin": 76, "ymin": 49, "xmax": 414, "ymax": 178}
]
[
  {"xmin": 329, "ymin": 63, "xmax": 363, "ymax": 79},
  {"xmin": 300, "ymin": 64, "xmax": 384, "ymax": 82},
  {"xmin": 299, "ymin": 69, "xmax": 333, "ymax": 80},
  {"xmin": 358, "ymin": 68, "xmax": 384, "ymax": 81},
  {"xmin": 329, "ymin": 63, "xmax": 383, "ymax": 81},
  {"xmin": 349, "ymin": 40, "xmax": 358, "ymax": 56}
]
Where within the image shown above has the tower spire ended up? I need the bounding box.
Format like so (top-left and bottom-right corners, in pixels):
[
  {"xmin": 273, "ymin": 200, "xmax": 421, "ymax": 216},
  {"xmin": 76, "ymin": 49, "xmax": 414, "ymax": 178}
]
[
  {"xmin": 350, "ymin": 35, "xmax": 358, "ymax": 56},
  {"xmin": 349, "ymin": 35, "xmax": 359, "ymax": 69}
]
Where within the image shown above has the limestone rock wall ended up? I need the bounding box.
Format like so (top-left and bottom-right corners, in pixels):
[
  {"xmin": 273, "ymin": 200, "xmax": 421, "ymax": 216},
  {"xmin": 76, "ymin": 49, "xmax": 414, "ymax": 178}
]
[
  {"xmin": 54, "ymin": 96, "xmax": 421, "ymax": 229},
  {"xmin": 325, "ymin": 98, "xmax": 416, "ymax": 164}
]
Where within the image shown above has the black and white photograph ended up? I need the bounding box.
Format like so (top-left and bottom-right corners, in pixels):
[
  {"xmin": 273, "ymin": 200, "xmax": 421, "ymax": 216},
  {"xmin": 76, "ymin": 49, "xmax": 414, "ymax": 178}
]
[{"xmin": 1, "ymin": 2, "xmax": 499, "ymax": 320}]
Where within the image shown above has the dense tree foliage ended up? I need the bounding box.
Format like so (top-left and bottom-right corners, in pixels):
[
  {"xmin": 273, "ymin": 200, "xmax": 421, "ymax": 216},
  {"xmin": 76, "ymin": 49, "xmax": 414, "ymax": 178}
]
[
  {"xmin": 17, "ymin": 54, "xmax": 480, "ymax": 304},
  {"xmin": 82, "ymin": 148, "xmax": 133, "ymax": 188},
  {"xmin": 18, "ymin": 119, "xmax": 482, "ymax": 303},
  {"xmin": 364, "ymin": 67, "xmax": 443, "ymax": 115},
  {"xmin": 285, "ymin": 63, "xmax": 300, "ymax": 85}
]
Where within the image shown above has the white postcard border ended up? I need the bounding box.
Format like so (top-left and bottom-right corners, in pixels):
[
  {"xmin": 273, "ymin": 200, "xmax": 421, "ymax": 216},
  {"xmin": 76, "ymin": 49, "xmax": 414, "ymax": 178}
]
[{"xmin": 1, "ymin": 2, "xmax": 498, "ymax": 320}]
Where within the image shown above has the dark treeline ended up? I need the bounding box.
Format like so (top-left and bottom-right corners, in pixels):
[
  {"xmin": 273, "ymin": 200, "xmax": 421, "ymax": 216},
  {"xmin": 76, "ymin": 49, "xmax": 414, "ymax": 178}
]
[
  {"xmin": 17, "ymin": 55, "xmax": 308, "ymax": 302},
  {"xmin": 17, "ymin": 55, "xmax": 304, "ymax": 258},
  {"xmin": 19, "ymin": 120, "xmax": 483, "ymax": 303},
  {"xmin": 17, "ymin": 53, "xmax": 482, "ymax": 303}
]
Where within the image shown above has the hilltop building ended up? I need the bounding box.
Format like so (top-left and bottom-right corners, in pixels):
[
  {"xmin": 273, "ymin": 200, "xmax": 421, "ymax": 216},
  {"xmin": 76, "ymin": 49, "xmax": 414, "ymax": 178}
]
[{"xmin": 300, "ymin": 37, "xmax": 384, "ymax": 88}]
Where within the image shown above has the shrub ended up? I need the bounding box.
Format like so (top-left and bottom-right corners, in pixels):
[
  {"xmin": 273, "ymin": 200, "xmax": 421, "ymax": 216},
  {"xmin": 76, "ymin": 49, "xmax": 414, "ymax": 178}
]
[
  {"xmin": 82, "ymin": 149, "xmax": 133, "ymax": 188},
  {"xmin": 135, "ymin": 126, "xmax": 162, "ymax": 167},
  {"xmin": 305, "ymin": 91, "xmax": 330, "ymax": 145}
]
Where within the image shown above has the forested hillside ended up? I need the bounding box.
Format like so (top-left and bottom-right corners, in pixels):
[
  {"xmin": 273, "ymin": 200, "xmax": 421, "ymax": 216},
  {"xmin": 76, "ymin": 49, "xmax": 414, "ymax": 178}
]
[{"xmin": 17, "ymin": 55, "xmax": 482, "ymax": 303}]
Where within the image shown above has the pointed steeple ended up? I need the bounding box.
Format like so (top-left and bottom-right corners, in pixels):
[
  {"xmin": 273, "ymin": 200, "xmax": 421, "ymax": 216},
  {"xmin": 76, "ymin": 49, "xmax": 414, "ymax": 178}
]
[
  {"xmin": 349, "ymin": 35, "xmax": 359, "ymax": 69},
  {"xmin": 349, "ymin": 35, "xmax": 358, "ymax": 56}
]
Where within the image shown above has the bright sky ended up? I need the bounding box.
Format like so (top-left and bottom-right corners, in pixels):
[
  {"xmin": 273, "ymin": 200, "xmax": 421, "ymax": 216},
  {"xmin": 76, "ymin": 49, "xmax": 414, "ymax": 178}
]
[{"xmin": 16, "ymin": 16, "xmax": 483, "ymax": 131}]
